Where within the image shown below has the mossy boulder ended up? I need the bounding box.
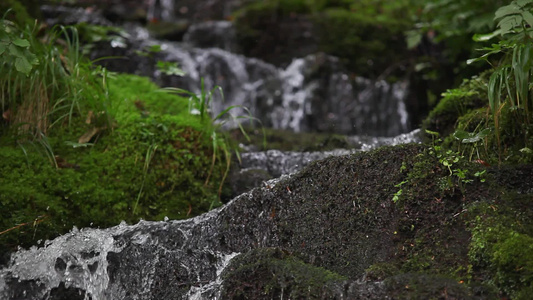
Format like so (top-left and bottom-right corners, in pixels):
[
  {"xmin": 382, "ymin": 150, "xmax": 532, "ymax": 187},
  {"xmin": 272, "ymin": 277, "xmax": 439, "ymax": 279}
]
[
  {"xmin": 0, "ymin": 74, "xmax": 230, "ymax": 264},
  {"xmin": 218, "ymin": 143, "xmax": 531, "ymax": 298},
  {"xmin": 233, "ymin": 0, "xmax": 411, "ymax": 77},
  {"xmin": 422, "ymin": 71, "xmax": 490, "ymax": 138},
  {"xmin": 422, "ymin": 69, "xmax": 532, "ymax": 165},
  {"xmin": 221, "ymin": 248, "xmax": 346, "ymax": 299}
]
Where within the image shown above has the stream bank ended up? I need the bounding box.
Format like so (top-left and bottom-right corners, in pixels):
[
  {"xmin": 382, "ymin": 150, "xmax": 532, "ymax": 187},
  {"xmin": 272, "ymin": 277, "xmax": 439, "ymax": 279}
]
[{"xmin": 2, "ymin": 143, "xmax": 531, "ymax": 299}]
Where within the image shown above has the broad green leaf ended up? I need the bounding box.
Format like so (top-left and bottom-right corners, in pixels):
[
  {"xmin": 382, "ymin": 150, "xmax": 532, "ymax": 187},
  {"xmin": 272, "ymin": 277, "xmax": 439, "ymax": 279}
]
[
  {"xmin": 405, "ymin": 30, "xmax": 422, "ymax": 49},
  {"xmin": 517, "ymin": 0, "xmax": 533, "ymax": 7},
  {"xmin": 12, "ymin": 38, "xmax": 30, "ymax": 48},
  {"xmin": 495, "ymin": 3, "xmax": 521, "ymax": 20},
  {"xmin": 453, "ymin": 130, "xmax": 472, "ymax": 141},
  {"xmin": 453, "ymin": 128, "xmax": 491, "ymax": 143},
  {"xmin": 15, "ymin": 56, "xmax": 32, "ymax": 75},
  {"xmin": 498, "ymin": 16, "xmax": 521, "ymax": 34},
  {"xmin": 148, "ymin": 45, "xmax": 162, "ymax": 53},
  {"xmin": 520, "ymin": 147, "xmax": 533, "ymax": 154},
  {"xmin": 522, "ymin": 11, "xmax": 533, "ymax": 27},
  {"xmin": 8, "ymin": 43, "xmax": 23, "ymax": 57},
  {"xmin": 0, "ymin": 43, "xmax": 5, "ymax": 55}
]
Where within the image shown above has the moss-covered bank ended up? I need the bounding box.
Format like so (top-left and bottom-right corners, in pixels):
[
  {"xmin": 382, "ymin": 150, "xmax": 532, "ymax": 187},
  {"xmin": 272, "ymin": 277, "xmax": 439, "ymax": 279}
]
[
  {"xmin": 0, "ymin": 73, "xmax": 231, "ymax": 264},
  {"xmin": 217, "ymin": 143, "xmax": 532, "ymax": 299}
]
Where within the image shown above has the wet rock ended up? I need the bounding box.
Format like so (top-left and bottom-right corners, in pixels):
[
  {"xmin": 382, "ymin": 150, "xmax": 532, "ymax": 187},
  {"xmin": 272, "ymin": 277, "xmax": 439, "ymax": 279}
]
[
  {"xmin": 229, "ymin": 168, "xmax": 272, "ymax": 199},
  {"xmin": 183, "ymin": 21, "xmax": 239, "ymax": 52},
  {"xmin": 220, "ymin": 247, "xmax": 346, "ymax": 299},
  {"xmin": 147, "ymin": 0, "xmax": 246, "ymax": 23},
  {"xmin": 40, "ymin": 5, "xmax": 113, "ymax": 26}
]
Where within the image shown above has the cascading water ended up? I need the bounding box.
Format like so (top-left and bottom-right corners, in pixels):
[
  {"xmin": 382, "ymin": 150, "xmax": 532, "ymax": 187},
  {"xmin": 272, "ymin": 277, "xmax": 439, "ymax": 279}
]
[{"xmin": 91, "ymin": 22, "xmax": 412, "ymax": 137}]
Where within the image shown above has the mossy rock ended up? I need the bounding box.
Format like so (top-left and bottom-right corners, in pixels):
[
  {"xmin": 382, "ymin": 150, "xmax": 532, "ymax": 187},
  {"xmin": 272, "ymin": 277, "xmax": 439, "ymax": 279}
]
[
  {"xmin": 467, "ymin": 166, "xmax": 533, "ymax": 299},
  {"xmin": 221, "ymin": 248, "xmax": 346, "ymax": 299},
  {"xmin": 422, "ymin": 71, "xmax": 490, "ymax": 139},
  {"xmin": 233, "ymin": 1, "xmax": 318, "ymax": 67},
  {"xmin": 384, "ymin": 273, "xmax": 493, "ymax": 299},
  {"xmin": 233, "ymin": 0, "xmax": 411, "ymax": 77},
  {"xmin": 0, "ymin": 74, "xmax": 230, "ymax": 263},
  {"xmin": 423, "ymin": 68, "xmax": 532, "ymax": 165}
]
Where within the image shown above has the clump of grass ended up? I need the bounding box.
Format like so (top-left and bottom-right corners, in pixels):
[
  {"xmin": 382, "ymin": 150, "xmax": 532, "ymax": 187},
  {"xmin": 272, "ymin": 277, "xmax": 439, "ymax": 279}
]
[
  {"xmin": 467, "ymin": 0, "xmax": 533, "ymax": 163},
  {"xmin": 163, "ymin": 78, "xmax": 265, "ymax": 207},
  {"xmin": 1, "ymin": 12, "xmax": 111, "ymax": 159}
]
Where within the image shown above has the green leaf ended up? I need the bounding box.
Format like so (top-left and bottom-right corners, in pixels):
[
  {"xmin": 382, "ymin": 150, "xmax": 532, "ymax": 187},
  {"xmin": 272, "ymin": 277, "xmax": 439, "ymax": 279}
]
[
  {"xmin": 8, "ymin": 43, "xmax": 23, "ymax": 57},
  {"xmin": 12, "ymin": 38, "xmax": 30, "ymax": 48},
  {"xmin": 405, "ymin": 30, "xmax": 422, "ymax": 49},
  {"xmin": 522, "ymin": 11, "xmax": 533, "ymax": 27},
  {"xmin": 495, "ymin": 3, "xmax": 521, "ymax": 20},
  {"xmin": 453, "ymin": 129, "xmax": 491, "ymax": 143},
  {"xmin": 498, "ymin": 15, "xmax": 521, "ymax": 34},
  {"xmin": 156, "ymin": 61, "xmax": 185, "ymax": 76},
  {"xmin": 520, "ymin": 147, "xmax": 533, "ymax": 154},
  {"xmin": 488, "ymin": 68, "xmax": 504, "ymax": 113},
  {"xmin": 425, "ymin": 129, "xmax": 440, "ymax": 137},
  {"xmin": 517, "ymin": 0, "xmax": 533, "ymax": 7},
  {"xmin": 148, "ymin": 44, "xmax": 162, "ymax": 53},
  {"xmin": 0, "ymin": 43, "xmax": 6, "ymax": 56},
  {"xmin": 15, "ymin": 56, "xmax": 32, "ymax": 75}
]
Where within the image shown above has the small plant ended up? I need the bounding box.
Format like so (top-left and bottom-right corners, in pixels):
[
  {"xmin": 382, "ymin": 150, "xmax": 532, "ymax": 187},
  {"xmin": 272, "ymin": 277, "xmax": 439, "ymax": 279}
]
[
  {"xmin": 0, "ymin": 14, "xmax": 38, "ymax": 76},
  {"xmin": 468, "ymin": 0, "xmax": 533, "ymax": 161},
  {"xmin": 392, "ymin": 180, "xmax": 407, "ymax": 203},
  {"xmin": 163, "ymin": 78, "xmax": 265, "ymax": 207},
  {"xmin": 453, "ymin": 128, "xmax": 491, "ymax": 161},
  {"xmin": 1, "ymin": 12, "xmax": 112, "ymax": 169}
]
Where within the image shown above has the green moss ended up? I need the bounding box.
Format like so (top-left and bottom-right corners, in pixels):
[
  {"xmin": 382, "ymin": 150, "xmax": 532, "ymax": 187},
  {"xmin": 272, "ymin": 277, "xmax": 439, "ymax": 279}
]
[
  {"xmin": 0, "ymin": 74, "xmax": 229, "ymax": 261},
  {"xmin": 365, "ymin": 262, "xmax": 400, "ymax": 281},
  {"xmin": 384, "ymin": 273, "xmax": 486, "ymax": 300},
  {"xmin": 422, "ymin": 71, "xmax": 490, "ymax": 138},
  {"xmin": 468, "ymin": 191, "xmax": 533, "ymax": 299},
  {"xmin": 221, "ymin": 248, "xmax": 346, "ymax": 299},
  {"xmin": 313, "ymin": 5, "xmax": 410, "ymax": 77},
  {"xmin": 233, "ymin": 0, "xmax": 413, "ymax": 78}
]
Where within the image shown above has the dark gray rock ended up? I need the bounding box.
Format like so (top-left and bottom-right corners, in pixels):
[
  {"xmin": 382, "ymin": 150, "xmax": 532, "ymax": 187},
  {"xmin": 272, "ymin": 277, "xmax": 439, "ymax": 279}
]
[{"xmin": 183, "ymin": 21, "xmax": 239, "ymax": 52}]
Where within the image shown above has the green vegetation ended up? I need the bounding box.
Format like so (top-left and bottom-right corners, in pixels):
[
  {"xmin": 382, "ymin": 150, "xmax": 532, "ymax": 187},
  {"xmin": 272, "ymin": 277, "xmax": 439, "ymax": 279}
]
[
  {"xmin": 222, "ymin": 248, "xmax": 346, "ymax": 299},
  {"xmin": 469, "ymin": 197, "xmax": 533, "ymax": 299},
  {"xmin": 412, "ymin": 1, "xmax": 533, "ymax": 293},
  {"xmin": 233, "ymin": 0, "xmax": 413, "ymax": 78},
  {"xmin": 1, "ymin": 0, "xmax": 533, "ymax": 298},
  {"xmin": 423, "ymin": 0, "xmax": 533, "ymax": 166},
  {"xmin": 0, "ymin": 5, "xmax": 236, "ymax": 261}
]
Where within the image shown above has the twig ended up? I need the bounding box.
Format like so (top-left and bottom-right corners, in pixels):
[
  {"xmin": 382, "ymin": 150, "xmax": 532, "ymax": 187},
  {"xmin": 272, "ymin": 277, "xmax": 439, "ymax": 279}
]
[{"xmin": 0, "ymin": 215, "xmax": 48, "ymax": 235}]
